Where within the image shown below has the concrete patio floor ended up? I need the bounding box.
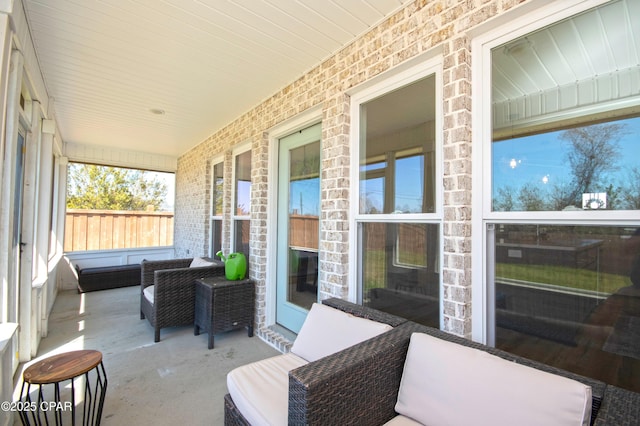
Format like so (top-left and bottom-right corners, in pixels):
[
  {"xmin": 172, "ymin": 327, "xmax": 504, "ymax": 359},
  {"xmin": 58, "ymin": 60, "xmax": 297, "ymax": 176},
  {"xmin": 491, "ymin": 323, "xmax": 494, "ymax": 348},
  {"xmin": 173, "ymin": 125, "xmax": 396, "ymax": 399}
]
[{"xmin": 12, "ymin": 286, "xmax": 280, "ymax": 425}]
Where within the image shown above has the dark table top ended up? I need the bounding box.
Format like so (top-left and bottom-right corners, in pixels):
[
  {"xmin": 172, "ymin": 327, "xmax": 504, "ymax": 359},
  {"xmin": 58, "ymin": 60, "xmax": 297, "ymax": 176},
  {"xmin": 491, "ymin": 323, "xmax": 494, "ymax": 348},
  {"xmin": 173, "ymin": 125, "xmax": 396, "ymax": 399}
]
[{"xmin": 196, "ymin": 276, "xmax": 252, "ymax": 288}]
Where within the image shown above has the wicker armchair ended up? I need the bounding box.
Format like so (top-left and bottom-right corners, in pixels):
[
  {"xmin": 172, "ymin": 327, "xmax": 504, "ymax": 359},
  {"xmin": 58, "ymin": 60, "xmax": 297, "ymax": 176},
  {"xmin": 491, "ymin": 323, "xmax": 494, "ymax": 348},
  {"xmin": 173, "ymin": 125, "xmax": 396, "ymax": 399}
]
[{"xmin": 140, "ymin": 257, "xmax": 224, "ymax": 342}]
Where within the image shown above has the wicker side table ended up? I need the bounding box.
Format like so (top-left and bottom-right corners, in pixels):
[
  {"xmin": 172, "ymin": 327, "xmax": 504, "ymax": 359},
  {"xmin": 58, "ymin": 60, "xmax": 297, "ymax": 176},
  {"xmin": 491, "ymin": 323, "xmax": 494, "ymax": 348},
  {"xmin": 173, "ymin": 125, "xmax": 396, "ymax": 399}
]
[{"xmin": 194, "ymin": 277, "xmax": 255, "ymax": 349}]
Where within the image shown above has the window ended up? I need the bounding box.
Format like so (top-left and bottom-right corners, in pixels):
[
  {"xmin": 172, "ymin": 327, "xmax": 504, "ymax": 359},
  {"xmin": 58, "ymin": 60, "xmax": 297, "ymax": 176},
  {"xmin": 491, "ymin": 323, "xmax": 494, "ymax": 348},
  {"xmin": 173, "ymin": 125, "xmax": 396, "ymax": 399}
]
[
  {"xmin": 210, "ymin": 159, "xmax": 224, "ymax": 256},
  {"xmin": 354, "ymin": 71, "xmax": 441, "ymax": 328},
  {"xmin": 233, "ymin": 149, "xmax": 251, "ymax": 260},
  {"xmin": 490, "ymin": 1, "xmax": 640, "ymax": 213},
  {"xmin": 64, "ymin": 163, "xmax": 175, "ymax": 251},
  {"xmin": 481, "ymin": 0, "xmax": 640, "ymax": 392},
  {"xmin": 491, "ymin": 223, "xmax": 639, "ymax": 392}
]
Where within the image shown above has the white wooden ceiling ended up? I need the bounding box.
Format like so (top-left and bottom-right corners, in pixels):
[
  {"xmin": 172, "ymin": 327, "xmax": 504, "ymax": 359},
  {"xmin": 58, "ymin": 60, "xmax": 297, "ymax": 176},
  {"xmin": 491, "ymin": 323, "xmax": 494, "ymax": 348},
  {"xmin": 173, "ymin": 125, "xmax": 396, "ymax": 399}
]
[
  {"xmin": 492, "ymin": 0, "xmax": 639, "ymax": 131},
  {"xmin": 23, "ymin": 0, "xmax": 410, "ymax": 158},
  {"xmin": 23, "ymin": 0, "xmax": 639, "ymax": 159},
  {"xmin": 493, "ymin": 0, "xmax": 639, "ymax": 103}
]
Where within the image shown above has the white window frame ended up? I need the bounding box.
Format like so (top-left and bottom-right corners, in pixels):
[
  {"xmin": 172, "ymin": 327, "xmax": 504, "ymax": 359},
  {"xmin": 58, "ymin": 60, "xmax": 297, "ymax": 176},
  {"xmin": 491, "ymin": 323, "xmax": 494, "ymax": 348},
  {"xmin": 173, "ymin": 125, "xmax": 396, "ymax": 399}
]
[
  {"xmin": 348, "ymin": 55, "xmax": 444, "ymax": 305},
  {"xmin": 470, "ymin": 0, "xmax": 640, "ymax": 343}
]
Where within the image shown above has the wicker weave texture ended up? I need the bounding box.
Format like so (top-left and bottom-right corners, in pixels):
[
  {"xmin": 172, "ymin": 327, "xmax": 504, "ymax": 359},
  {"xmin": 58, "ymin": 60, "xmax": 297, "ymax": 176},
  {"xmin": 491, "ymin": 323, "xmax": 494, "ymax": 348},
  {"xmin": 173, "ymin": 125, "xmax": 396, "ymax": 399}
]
[
  {"xmin": 289, "ymin": 324, "xmax": 416, "ymax": 425},
  {"xmin": 322, "ymin": 297, "xmax": 408, "ymax": 327},
  {"xmin": 141, "ymin": 258, "xmax": 192, "ymax": 289},
  {"xmin": 140, "ymin": 258, "xmax": 225, "ymax": 342},
  {"xmin": 224, "ymin": 393, "xmax": 251, "ymax": 426},
  {"xmin": 593, "ymin": 385, "xmax": 640, "ymax": 426},
  {"xmin": 194, "ymin": 278, "xmax": 254, "ymax": 349},
  {"xmin": 77, "ymin": 263, "xmax": 140, "ymax": 292}
]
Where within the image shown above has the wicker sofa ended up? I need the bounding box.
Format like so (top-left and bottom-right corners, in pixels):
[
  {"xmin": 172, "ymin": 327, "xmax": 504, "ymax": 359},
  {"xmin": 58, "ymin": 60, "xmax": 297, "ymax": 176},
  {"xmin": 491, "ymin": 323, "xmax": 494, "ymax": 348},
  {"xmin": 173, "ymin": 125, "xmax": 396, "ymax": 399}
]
[
  {"xmin": 140, "ymin": 257, "xmax": 224, "ymax": 342},
  {"xmin": 224, "ymin": 298, "xmax": 407, "ymax": 425},
  {"xmin": 290, "ymin": 320, "xmax": 640, "ymax": 425},
  {"xmin": 225, "ymin": 302, "xmax": 640, "ymax": 425}
]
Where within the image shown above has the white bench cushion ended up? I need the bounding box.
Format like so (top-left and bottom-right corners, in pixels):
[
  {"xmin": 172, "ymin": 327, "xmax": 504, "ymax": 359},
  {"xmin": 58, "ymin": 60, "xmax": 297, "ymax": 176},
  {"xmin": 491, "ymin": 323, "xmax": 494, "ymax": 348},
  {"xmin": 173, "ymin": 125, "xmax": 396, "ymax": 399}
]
[
  {"xmin": 227, "ymin": 353, "xmax": 308, "ymax": 426},
  {"xmin": 395, "ymin": 333, "xmax": 592, "ymax": 426},
  {"xmin": 290, "ymin": 302, "xmax": 393, "ymax": 362}
]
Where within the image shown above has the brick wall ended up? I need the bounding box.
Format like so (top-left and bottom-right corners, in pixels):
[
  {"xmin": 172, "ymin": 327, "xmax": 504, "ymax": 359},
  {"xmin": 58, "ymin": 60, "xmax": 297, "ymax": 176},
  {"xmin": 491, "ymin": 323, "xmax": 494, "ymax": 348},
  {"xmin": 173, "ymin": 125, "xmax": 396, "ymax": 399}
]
[{"xmin": 175, "ymin": 0, "xmax": 529, "ymax": 344}]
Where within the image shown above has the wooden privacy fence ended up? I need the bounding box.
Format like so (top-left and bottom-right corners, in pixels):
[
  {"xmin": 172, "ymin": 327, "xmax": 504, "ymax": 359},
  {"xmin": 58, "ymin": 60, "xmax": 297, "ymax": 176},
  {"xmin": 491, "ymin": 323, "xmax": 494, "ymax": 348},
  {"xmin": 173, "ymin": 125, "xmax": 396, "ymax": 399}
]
[
  {"xmin": 289, "ymin": 214, "xmax": 318, "ymax": 250},
  {"xmin": 64, "ymin": 209, "xmax": 174, "ymax": 252}
]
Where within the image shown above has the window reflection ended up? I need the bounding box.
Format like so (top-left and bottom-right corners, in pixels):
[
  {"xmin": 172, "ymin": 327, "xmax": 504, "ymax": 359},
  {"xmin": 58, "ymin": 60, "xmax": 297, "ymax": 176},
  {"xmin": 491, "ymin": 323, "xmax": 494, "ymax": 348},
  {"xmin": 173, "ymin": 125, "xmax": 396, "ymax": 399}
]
[
  {"xmin": 492, "ymin": 117, "xmax": 640, "ymax": 211},
  {"xmin": 288, "ymin": 140, "xmax": 320, "ymax": 311},
  {"xmin": 360, "ymin": 161, "xmax": 385, "ymax": 214},
  {"xmin": 212, "ymin": 162, "xmax": 224, "ymax": 216},
  {"xmin": 362, "ymin": 222, "xmax": 439, "ymax": 328},
  {"xmin": 234, "ymin": 150, "xmax": 251, "ymax": 267},
  {"xmin": 395, "ymin": 150, "xmax": 425, "ymax": 213},
  {"xmin": 494, "ymin": 224, "xmax": 640, "ymax": 392},
  {"xmin": 235, "ymin": 151, "xmax": 251, "ymax": 216},
  {"xmin": 488, "ymin": 0, "xmax": 640, "ymax": 392},
  {"xmin": 211, "ymin": 161, "xmax": 224, "ymax": 255},
  {"xmin": 359, "ymin": 76, "xmax": 436, "ymax": 215},
  {"xmin": 491, "ymin": 0, "xmax": 640, "ymax": 213},
  {"xmin": 357, "ymin": 74, "xmax": 439, "ymax": 326}
]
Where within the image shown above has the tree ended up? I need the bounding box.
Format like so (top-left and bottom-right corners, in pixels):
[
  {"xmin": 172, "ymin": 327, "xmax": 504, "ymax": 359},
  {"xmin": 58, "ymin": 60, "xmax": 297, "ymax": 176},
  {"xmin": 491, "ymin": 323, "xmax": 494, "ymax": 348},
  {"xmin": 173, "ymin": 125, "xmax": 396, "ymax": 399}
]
[
  {"xmin": 493, "ymin": 186, "xmax": 516, "ymax": 211},
  {"xmin": 560, "ymin": 123, "xmax": 624, "ymax": 207},
  {"xmin": 67, "ymin": 164, "xmax": 168, "ymax": 210},
  {"xmin": 547, "ymin": 181, "xmax": 575, "ymax": 211},
  {"xmin": 493, "ymin": 122, "xmax": 628, "ymax": 212},
  {"xmin": 620, "ymin": 167, "xmax": 640, "ymax": 210},
  {"xmin": 517, "ymin": 182, "xmax": 547, "ymax": 211}
]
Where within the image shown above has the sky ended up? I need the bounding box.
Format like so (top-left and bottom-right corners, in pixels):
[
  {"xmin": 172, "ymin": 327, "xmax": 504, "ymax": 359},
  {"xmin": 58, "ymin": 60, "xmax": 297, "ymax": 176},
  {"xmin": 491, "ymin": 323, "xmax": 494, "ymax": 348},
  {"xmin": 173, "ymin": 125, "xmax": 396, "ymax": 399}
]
[
  {"xmin": 148, "ymin": 171, "xmax": 175, "ymax": 210},
  {"xmin": 360, "ymin": 155, "xmax": 425, "ymax": 214},
  {"xmin": 492, "ymin": 116, "xmax": 640, "ymax": 199},
  {"xmin": 290, "ymin": 178, "xmax": 320, "ymax": 216}
]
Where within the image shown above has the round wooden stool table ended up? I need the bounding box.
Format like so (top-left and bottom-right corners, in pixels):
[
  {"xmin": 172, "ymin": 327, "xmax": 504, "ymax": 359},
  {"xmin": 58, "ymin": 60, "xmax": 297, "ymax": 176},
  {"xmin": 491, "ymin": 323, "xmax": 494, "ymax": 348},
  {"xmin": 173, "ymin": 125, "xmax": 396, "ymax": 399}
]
[{"xmin": 18, "ymin": 350, "xmax": 107, "ymax": 426}]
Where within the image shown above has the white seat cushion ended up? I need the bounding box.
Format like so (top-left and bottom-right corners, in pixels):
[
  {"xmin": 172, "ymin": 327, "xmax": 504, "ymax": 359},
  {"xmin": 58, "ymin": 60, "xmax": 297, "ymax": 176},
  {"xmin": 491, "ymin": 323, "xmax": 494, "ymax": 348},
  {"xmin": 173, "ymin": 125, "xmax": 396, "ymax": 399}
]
[
  {"xmin": 143, "ymin": 285, "xmax": 154, "ymax": 304},
  {"xmin": 395, "ymin": 332, "xmax": 592, "ymax": 426},
  {"xmin": 383, "ymin": 415, "xmax": 423, "ymax": 426},
  {"xmin": 227, "ymin": 353, "xmax": 308, "ymax": 426},
  {"xmin": 290, "ymin": 302, "xmax": 393, "ymax": 362}
]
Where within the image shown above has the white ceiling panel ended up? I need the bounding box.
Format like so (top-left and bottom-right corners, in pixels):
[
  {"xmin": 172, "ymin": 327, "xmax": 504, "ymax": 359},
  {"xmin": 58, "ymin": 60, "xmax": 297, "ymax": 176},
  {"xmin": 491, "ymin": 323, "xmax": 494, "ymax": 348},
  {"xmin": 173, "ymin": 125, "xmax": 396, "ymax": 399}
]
[
  {"xmin": 23, "ymin": 0, "xmax": 638, "ymax": 160},
  {"xmin": 492, "ymin": 0, "xmax": 639, "ymax": 105},
  {"xmin": 23, "ymin": 0, "xmax": 411, "ymax": 158}
]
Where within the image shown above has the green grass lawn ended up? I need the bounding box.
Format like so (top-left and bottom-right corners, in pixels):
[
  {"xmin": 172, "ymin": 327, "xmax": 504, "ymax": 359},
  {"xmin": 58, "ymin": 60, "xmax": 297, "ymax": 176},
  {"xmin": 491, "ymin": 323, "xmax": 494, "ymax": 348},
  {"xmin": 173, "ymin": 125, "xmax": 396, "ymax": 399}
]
[
  {"xmin": 496, "ymin": 263, "xmax": 630, "ymax": 294},
  {"xmin": 364, "ymin": 248, "xmax": 631, "ymax": 296}
]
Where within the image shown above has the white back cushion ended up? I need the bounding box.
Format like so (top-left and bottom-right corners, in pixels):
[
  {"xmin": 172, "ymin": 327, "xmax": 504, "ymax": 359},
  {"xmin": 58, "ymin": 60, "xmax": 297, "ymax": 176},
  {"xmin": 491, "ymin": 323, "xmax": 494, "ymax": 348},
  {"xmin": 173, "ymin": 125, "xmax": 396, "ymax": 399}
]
[
  {"xmin": 189, "ymin": 257, "xmax": 216, "ymax": 268},
  {"xmin": 396, "ymin": 332, "xmax": 592, "ymax": 426},
  {"xmin": 143, "ymin": 285, "xmax": 154, "ymax": 304},
  {"xmin": 291, "ymin": 303, "xmax": 393, "ymax": 362}
]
